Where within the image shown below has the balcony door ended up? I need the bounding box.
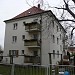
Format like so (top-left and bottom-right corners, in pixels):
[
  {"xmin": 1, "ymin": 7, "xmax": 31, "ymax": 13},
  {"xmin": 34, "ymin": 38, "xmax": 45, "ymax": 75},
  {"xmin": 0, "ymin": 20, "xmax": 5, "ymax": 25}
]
[
  {"xmin": 33, "ymin": 34, "xmax": 38, "ymax": 39},
  {"xmin": 33, "ymin": 51, "xmax": 38, "ymax": 56}
]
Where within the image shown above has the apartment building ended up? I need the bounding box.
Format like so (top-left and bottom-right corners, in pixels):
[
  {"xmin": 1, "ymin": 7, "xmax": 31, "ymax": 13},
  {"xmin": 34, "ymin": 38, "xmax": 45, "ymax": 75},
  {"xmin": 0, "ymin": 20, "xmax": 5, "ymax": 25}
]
[{"xmin": 3, "ymin": 5, "xmax": 66, "ymax": 65}]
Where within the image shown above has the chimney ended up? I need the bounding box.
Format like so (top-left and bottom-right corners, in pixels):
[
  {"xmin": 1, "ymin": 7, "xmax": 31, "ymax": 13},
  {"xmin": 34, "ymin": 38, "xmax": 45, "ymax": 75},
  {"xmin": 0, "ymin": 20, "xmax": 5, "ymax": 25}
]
[{"xmin": 38, "ymin": 4, "xmax": 40, "ymax": 9}]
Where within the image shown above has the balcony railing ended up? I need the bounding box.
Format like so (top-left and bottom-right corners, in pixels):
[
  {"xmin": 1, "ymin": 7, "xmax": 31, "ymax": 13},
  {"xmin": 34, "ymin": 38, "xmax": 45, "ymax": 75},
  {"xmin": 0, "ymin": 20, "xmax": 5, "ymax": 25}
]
[
  {"xmin": 24, "ymin": 39, "xmax": 40, "ymax": 48},
  {"xmin": 25, "ymin": 22, "xmax": 40, "ymax": 32},
  {"xmin": 24, "ymin": 55, "xmax": 40, "ymax": 64}
]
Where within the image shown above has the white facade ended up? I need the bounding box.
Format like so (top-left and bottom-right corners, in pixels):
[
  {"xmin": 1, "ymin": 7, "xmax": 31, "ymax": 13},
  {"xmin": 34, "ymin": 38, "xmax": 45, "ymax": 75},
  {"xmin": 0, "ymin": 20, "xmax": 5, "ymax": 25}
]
[{"xmin": 3, "ymin": 7, "xmax": 66, "ymax": 65}]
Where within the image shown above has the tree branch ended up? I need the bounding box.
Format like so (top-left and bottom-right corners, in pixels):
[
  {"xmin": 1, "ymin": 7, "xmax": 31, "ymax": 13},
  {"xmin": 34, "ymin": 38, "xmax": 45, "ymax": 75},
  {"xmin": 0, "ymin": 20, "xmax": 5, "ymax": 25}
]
[
  {"xmin": 64, "ymin": 0, "xmax": 75, "ymax": 19},
  {"xmin": 53, "ymin": 7, "xmax": 66, "ymax": 10},
  {"xmin": 59, "ymin": 19, "xmax": 75, "ymax": 22},
  {"xmin": 72, "ymin": 0, "xmax": 75, "ymax": 3}
]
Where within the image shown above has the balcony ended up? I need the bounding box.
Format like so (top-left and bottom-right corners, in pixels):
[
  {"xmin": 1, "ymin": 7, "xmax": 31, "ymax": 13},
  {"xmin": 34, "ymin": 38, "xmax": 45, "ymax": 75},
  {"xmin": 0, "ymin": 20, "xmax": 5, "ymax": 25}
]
[
  {"xmin": 25, "ymin": 22, "xmax": 40, "ymax": 32},
  {"xmin": 24, "ymin": 55, "xmax": 40, "ymax": 64},
  {"xmin": 24, "ymin": 39, "xmax": 40, "ymax": 48}
]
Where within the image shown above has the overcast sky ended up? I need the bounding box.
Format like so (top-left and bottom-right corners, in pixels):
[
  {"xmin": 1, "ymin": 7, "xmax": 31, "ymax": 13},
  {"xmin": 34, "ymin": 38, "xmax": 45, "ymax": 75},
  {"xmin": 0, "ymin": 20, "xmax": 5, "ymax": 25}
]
[{"xmin": 0, "ymin": 0, "xmax": 62, "ymax": 48}]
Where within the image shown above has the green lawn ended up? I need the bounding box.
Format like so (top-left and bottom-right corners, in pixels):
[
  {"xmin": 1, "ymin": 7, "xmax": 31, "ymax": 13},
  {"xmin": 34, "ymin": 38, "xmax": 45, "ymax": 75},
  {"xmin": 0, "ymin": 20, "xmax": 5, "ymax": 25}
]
[
  {"xmin": 14, "ymin": 65, "xmax": 47, "ymax": 75},
  {"xmin": 0, "ymin": 64, "xmax": 75, "ymax": 75},
  {"xmin": 0, "ymin": 64, "xmax": 11, "ymax": 75},
  {"xmin": 0, "ymin": 64, "xmax": 47, "ymax": 75}
]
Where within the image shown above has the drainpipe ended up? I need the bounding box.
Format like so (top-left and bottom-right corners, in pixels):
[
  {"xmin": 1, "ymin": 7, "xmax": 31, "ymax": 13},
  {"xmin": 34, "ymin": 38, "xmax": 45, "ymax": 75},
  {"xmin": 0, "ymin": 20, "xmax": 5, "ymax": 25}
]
[{"xmin": 40, "ymin": 13, "xmax": 42, "ymax": 65}]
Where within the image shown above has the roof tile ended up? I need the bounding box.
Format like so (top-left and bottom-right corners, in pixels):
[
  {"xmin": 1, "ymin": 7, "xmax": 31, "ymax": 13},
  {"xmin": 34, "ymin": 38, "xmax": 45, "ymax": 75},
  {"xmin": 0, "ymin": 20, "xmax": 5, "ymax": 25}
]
[{"xmin": 12, "ymin": 6, "xmax": 44, "ymax": 19}]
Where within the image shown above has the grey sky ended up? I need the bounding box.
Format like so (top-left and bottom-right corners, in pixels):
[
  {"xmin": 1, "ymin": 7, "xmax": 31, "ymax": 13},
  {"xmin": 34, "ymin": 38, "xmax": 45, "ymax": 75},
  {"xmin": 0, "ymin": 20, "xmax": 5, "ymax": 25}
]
[{"xmin": 0, "ymin": 0, "xmax": 62, "ymax": 48}]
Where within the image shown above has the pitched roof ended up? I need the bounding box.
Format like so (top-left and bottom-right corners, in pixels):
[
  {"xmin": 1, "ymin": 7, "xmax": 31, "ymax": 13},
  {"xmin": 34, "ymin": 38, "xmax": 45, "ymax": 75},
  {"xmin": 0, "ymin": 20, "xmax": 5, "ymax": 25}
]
[
  {"xmin": 14, "ymin": 6, "xmax": 44, "ymax": 19},
  {"xmin": 5, "ymin": 6, "xmax": 44, "ymax": 22},
  {"xmin": 4, "ymin": 6, "xmax": 66, "ymax": 32}
]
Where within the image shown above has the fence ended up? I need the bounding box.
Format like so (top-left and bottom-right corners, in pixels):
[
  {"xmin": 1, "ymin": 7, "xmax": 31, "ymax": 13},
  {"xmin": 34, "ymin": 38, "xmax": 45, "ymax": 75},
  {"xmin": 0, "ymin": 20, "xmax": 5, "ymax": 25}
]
[{"xmin": 0, "ymin": 63, "xmax": 75, "ymax": 75}]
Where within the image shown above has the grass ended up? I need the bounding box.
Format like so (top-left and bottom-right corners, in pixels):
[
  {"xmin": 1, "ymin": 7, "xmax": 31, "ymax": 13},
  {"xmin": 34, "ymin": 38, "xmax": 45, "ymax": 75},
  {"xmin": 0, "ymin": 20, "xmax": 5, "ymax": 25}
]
[
  {"xmin": 0, "ymin": 64, "xmax": 47, "ymax": 75},
  {"xmin": 0, "ymin": 64, "xmax": 75, "ymax": 75},
  {"xmin": 0, "ymin": 64, "xmax": 11, "ymax": 75},
  {"xmin": 14, "ymin": 65, "xmax": 47, "ymax": 75}
]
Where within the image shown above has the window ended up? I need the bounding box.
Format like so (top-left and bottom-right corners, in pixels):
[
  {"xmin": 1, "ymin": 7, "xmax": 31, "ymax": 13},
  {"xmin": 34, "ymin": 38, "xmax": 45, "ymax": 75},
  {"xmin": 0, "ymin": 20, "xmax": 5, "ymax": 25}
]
[
  {"xmin": 23, "ymin": 22, "xmax": 26, "ymax": 25},
  {"xmin": 9, "ymin": 50, "xmax": 19, "ymax": 57},
  {"xmin": 52, "ymin": 20, "xmax": 54, "ymax": 28},
  {"xmin": 57, "ymin": 51, "xmax": 59, "ymax": 58},
  {"xmin": 60, "ymin": 27, "xmax": 62, "ymax": 31},
  {"xmin": 53, "ymin": 35, "xmax": 55, "ymax": 43},
  {"xmin": 53, "ymin": 50, "xmax": 55, "ymax": 59},
  {"xmin": 13, "ymin": 23, "xmax": 18, "ymax": 30},
  {"xmin": 22, "ymin": 50, "xmax": 24, "ymax": 54},
  {"xmin": 22, "ymin": 35, "xmax": 25, "ymax": 40},
  {"xmin": 40, "ymin": 20, "xmax": 42, "ymax": 24},
  {"xmin": 57, "ymin": 26, "xmax": 58, "ymax": 32},
  {"xmin": 57, "ymin": 38, "xmax": 59, "ymax": 44},
  {"xmin": 12, "ymin": 36, "xmax": 17, "ymax": 43},
  {"xmin": 60, "ymin": 34, "xmax": 61, "ymax": 40}
]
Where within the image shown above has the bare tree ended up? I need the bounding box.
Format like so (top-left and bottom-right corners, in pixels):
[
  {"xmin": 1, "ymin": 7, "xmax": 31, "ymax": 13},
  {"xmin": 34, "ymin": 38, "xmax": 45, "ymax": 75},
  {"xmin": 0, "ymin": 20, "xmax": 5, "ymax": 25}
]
[
  {"xmin": 46, "ymin": 0, "xmax": 75, "ymax": 46},
  {"xmin": 25, "ymin": 0, "xmax": 75, "ymax": 45}
]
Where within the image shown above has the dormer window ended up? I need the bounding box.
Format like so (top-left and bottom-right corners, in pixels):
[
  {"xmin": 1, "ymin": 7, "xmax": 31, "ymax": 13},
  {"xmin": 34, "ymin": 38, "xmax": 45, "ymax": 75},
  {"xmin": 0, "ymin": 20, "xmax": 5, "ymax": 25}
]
[{"xmin": 28, "ymin": 12, "xmax": 31, "ymax": 14}]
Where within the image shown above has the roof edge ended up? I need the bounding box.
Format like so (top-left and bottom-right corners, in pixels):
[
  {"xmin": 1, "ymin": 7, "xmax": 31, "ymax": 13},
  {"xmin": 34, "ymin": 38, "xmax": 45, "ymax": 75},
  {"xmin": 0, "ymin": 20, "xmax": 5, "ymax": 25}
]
[
  {"xmin": 4, "ymin": 10, "xmax": 50, "ymax": 22},
  {"xmin": 4, "ymin": 9, "xmax": 66, "ymax": 32}
]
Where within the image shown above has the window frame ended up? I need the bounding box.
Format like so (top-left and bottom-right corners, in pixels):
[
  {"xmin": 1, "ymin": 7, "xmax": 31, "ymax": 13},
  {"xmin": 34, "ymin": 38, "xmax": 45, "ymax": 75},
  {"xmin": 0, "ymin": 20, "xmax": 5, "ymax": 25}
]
[
  {"xmin": 9, "ymin": 50, "xmax": 19, "ymax": 57},
  {"xmin": 57, "ymin": 25, "xmax": 59, "ymax": 32},
  {"xmin": 22, "ymin": 50, "xmax": 24, "ymax": 54},
  {"xmin": 53, "ymin": 35, "xmax": 55, "ymax": 43},
  {"xmin": 13, "ymin": 23, "xmax": 18, "ymax": 30},
  {"xmin": 53, "ymin": 50, "xmax": 55, "ymax": 59},
  {"xmin": 57, "ymin": 37, "xmax": 59, "ymax": 44},
  {"xmin": 12, "ymin": 36, "xmax": 17, "ymax": 43},
  {"xmin": 22, "ymin": 35, "xmax": 25, "ymax": 40},
  {"xmin": 57, "ymin": 51, "xmax": 59, "ymax": 58}
]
